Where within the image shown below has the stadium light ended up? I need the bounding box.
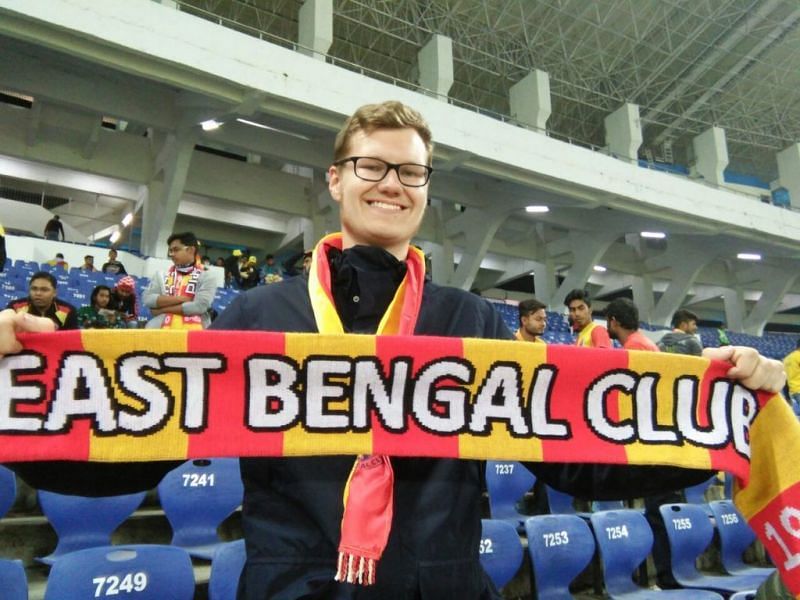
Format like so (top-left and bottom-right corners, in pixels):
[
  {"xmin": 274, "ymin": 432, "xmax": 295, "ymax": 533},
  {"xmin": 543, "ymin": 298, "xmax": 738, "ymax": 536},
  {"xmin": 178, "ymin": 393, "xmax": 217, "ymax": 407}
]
[
  {"xmin": 121, "ymin": 212, "xmax": 133, "ymax": 227},
  {"xmin": 593, "ymin": 265, "xmax": 607, "ymax": 272},
  {"xmin": 525, "ymin": 205, "xmax": 549, "ymax": 213},
  {"xmin": 737, "ymin": 252, "xmax": 761, "ymax": 261},
  {"xmin": 640, "ymin": 231, "xmax": 666, "ymax": 239},
  {"xmin": 200, "ymin": 119, "xmax": 222, "ymax": 131}
]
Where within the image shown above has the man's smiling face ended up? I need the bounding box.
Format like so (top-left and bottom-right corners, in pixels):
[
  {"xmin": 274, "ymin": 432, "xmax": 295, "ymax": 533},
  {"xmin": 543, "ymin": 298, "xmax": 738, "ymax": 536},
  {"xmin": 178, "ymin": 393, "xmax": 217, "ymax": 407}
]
[{"xmin": 328, "ymin": 127, "xmax": 429, "ymax": 260}]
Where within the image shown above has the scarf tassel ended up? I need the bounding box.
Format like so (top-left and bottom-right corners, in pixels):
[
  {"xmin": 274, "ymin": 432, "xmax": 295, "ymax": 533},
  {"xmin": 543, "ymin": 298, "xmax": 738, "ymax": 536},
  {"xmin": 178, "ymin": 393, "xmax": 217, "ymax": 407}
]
[{"xmin": 335, "ymin": 552, "xmax": 376, "ymax": 585}]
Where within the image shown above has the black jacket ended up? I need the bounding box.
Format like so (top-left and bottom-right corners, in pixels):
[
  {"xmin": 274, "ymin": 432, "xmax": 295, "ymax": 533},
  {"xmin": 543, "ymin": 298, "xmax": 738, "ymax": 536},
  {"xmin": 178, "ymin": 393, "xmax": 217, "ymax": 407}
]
[{"xmin": 211, "ymin": 267, "xmax": 710, "ymax": 600}]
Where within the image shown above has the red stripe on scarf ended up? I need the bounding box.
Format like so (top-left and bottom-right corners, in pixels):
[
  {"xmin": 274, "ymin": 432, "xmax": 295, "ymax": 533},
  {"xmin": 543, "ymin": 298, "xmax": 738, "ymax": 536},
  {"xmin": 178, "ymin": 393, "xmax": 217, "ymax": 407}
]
[
  {"xmin": 184, "ymin": 330, "xmax": 286, "ymax": 459},
  {"xmin": 744, "ymin": 479, "xmax": 800, "ymax": 595},
  {"xmin": 0, "ymin": 330, "xmax": 90, "ymax": 462},
  {"xmin": 540, "ymin": 344, "xmax": 630, "ymax": 464},
  {"xmin": 372, "ymin": 335, "xmax": 461, "ymax": 458}
]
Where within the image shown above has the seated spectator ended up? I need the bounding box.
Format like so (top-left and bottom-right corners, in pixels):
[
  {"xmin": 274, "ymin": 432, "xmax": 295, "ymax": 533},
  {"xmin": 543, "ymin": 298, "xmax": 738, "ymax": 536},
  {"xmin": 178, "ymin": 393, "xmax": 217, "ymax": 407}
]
[
  {"xmin": 214, "ymin": 257, "xmax": 225, "ymax": 268},
  {"xmin": 262, "ymin": 254, "xmax": 283, "ymax": 284},
  {"xmin": 239, "ymin": 256, "xmax": 260, "ymax": 290},
  {"xmin": 43, "ymin": 215, "xmax": 65, "ymax": 241},
  {"xmin": 201, "ymin": 255, "xmax": 212, "ymax": 267},
  {"xmin": 47, "ymin": 252, "xmax": 69, "ymax": 270},
  {"xmin": 80, "ymin": 254, "xmax": 98, "ymax": 272},
  {"xmin": 658, "ymin": 309, "xmax": 702, "ymax": 355},
  {"xmin": 605, "ymin": 297, "xmax": 659, "ymax": 351},
  {"xmin": 5, "ymin": 271, "xmax": 78, "ymax": 330},
  {"xmin": 101, "ymin": 248, "xmax": 127, "ymax": 275},
  {"xmin": 110, "ymin": 275, "xmax": 139, "ymax": 327},
  {"xmin": 77, "ymin": 285, "xmax": 121, "ymax": 329}
]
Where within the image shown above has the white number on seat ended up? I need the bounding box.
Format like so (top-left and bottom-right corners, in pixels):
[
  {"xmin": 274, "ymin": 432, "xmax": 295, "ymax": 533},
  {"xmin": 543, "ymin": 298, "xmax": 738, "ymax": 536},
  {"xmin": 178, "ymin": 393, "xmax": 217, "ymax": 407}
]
[
  {"xmin": 543, "ymin": 530, "xmax": 570, "ymax": 547},
  {"xmin": 605, "ymin": 525, "xmax": 629, "ymax": 540},
  {"xmin": 671, "ymin": 518, "xmax": 692, "ymax": 530},
  {"xmin": 494, "ymin": 464, "xmax": 514, "ymax": 475},
  {"xmin": 479, "ymin": 538, "xmax": 494, "ymax": 554},
  {"xmin": 181, "ymin": 472, "xmax": 216, "ymax": 487},
  {"xmin": 92, "ymin": 573, "xmax": 148, "ymax": 596}
]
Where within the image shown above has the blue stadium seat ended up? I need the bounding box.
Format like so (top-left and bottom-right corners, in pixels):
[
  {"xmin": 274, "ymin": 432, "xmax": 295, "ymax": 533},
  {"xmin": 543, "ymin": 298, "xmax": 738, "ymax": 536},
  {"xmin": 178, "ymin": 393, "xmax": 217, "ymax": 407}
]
[
  {"xmin": 658, "ymin": 503, "xmax": 765, "ymax": 593},
  {"xmin": 525, "ymin": 514, "xmax": 595, "ymax": 599},
  {"xmin": 43, "ymin": 544, "xmax": 195, "ymax": 600},
  {"xmin": 0, "ymin": 559, "xmax": 27, "ymax": 600},
  {"xmin": 707, "ymin": 500, "xmax": 774, "ymax": 582},
  {"xmin": 157, "ymin": 458, "xmax": 244, "ymax": 559},
  {"xmin": 545, "ymin": 484, "xmax": 577, "ymax": 515},
  {"xmin": 0, "ymin": 465, "xmax": 15, "ymax": 519},
  {"xmin": 684, "ymin": 475, "xmax": 716, "ymax": 506},
  {"xmin": 485, "ymin": 461, "xmax": 536, "ymax": 527},
  {"xmin": 37, "ymin": 490, "xmax": 146, "ymax": 564},
  {"xmin": 479, "ymin": 519, "xmax": 524, "ymax": 590},
  {"xmin": 209, "ymin": 539, "xmax": 246, "ymax": 600},
  {"xmin": 590, "ymin": 509, "xmax": 723, "ymax": 599}
]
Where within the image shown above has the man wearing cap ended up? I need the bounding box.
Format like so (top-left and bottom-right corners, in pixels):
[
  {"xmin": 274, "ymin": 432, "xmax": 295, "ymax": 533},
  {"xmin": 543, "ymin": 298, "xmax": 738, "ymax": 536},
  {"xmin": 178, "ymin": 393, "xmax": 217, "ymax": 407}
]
[
  {"xmin": 143, "ymin": 231, "xmax": 215, "ymax": 329},
  {"xmin": 239, "ymin": 255, "xmax": 260, "ymax": 290},
  {"xmin": 111, "ymin": 275, "xmax": 139, "ymax": 327}
]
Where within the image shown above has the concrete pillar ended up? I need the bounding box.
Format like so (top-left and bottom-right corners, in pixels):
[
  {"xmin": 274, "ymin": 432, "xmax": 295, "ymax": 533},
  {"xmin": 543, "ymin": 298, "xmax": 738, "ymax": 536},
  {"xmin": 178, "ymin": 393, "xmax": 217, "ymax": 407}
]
[
  {"xmin": 777, "ymin": 143, "xmax": 800, "ymax": 209},
  {"xmin": 722, "ymin": 287, "xmax": 745, "ymax": 332},
  {"xmin": 509, "ymin": 70, "xmax": 551, "ymax": 132},
  {"xmin": 418, "ymin": 34, "xmax": 454, "ymax": 99},
  {"xmin": 632, "ymin": 274, "xmax": 655, "ymax": 324},
  {"xmin": 446, "ymin": 207, "xmax": 507, "ymax": 290},
  {"xmin": 648, "ymin": 238, "xmax": 714, "ymax": 327},
  {"xmin": 552, "ymin": 231, "xmax": 618, "ymax": 305},
  {"xmin": 298, "ymin": 0, "xmax": 333, "ymax": 60},
  {"xmin": 141, "ymin": 131, "xmax": 196, "ymax": 257},
  {"xmin": 604, "ymin": 103, "xmax": 642, "ymax": 163},
  {"xmin": 692, "ymin": 126, "xmax": 728, "ymax": 185},
  {"xmin": 742, "ymin": 267, "xmax": 798, "ymax": 336}
]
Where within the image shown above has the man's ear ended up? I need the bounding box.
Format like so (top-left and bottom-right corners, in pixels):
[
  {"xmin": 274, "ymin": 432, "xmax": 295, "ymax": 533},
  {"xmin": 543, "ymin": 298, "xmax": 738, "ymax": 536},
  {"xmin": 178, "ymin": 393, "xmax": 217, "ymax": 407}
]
[{"xmin": 328, "ymin": 165, "xmax": 342, "ymax": 202}]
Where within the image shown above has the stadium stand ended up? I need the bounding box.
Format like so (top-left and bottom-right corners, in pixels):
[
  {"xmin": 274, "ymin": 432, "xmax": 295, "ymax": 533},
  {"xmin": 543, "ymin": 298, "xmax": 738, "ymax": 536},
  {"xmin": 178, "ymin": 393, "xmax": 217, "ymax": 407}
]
[
  {"xmin": 0, "ymin": 559, "xmax": 27, "ymax": 600},
  {"xmin": 208, "ymin": 539, "xmax": 246, "ymax": 600},
  {"xmin": 707, "ymin": 501, "xmax": 774, "ymax": 581}
]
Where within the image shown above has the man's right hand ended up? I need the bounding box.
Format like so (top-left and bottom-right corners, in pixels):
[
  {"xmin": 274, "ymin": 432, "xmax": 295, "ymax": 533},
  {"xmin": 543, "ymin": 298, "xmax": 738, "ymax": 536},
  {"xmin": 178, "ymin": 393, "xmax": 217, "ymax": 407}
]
[{"xmin": 0, "ymin": 309, "xmax": 55, "ymax": 356}]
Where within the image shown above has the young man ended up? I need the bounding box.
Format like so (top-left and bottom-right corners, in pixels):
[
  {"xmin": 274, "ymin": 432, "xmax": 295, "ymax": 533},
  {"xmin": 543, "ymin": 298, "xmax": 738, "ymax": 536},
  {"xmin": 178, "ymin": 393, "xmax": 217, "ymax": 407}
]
[
  {"xmin": 43, "ymin": 214, "xmax": 65, "ymax": 241},
  {"xmin": 80, "ymin": 255, "xmax": 97, "ymax": 272},
  {"xmin": 515, "ymin": 297, "xmax": 547, "ymax": 343},
  {"xmin": 6, "ymin": 271, "xmax": 78, "ymax": 330},
  {"xmin": 101, "ymin": 248, "xmax": 127, "ymax": 275},
  {"xmin": 658, "ymin": 308, "xmax": 703, "ymax": 356},
  {"xmin": 0, "ymin": 101, "xmax": 788, "ymax": 599},
  {"xmin": 605, "ymin": 297, "xmax": 659, "ymax": 351},
  {"xmin": 564, "ymin": 288, "xmax": 612, "ymax": 348},
  {"xmin": 142, "ymin": 232, "xmax": 215, "ymax": 329}
]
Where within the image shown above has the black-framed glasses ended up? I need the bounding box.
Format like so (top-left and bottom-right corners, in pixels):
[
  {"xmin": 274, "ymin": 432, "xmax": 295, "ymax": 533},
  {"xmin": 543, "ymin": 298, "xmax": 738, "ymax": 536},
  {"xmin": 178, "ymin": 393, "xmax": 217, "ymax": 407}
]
[{"xmin": 333, "ymin": 156, "xmax": 433, "ymax": 187}]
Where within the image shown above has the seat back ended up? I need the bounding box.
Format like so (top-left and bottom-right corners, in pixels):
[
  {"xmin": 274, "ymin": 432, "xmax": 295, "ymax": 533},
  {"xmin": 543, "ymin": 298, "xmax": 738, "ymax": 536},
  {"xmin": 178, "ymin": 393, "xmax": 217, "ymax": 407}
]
[
  {"xmin": 525, "ymin": 514, "xmax": 595, "ymax": 599},
  {"xmin": 44, "ymin": 544, "xmax": 195, "ymax": 600},
  {"xmin": 684, "ymin": 475, "xmax": 716, "ymax": 505},
  {"xmin": 209, "ymin": 540, "xmax": 246, "ymax": 600},
  {"xmin": 545, "ymin": 485, "xmax": 577, "ymax": 515},
  {"xmin": 157, "ymin": 458, "xmax": 243, "ymax": 556},
  {"xmin": 708, "ymin": 500, "xmax": 756, "ymax": 573},
  {"xmin": 592, "ymin": 500, "xmax": 625, "ymax": 512},
  {"xmin": 0, "ymin": 559, "xmax": 27, "ymax": 600},
  {"xmin": 0, "ymin": 465, "xmax": 16, "ymax": 518},
  {"xmin": 485, "ymin": 461, "xmax": 536, "ymax": 521},
  {"xmin": 478, "ymin": 519, "xmax": 524, "ymax": 589},
  {"xmin": 659, "ymin": 503, "xmax": 715, "ymax": 580},
  {"xmin": 37, "ymin": 490, "xmax": 146, "ymax": 564},
  {"xmin": 590, "ymin": 509, "xmax": 653, "ymax": 595}
]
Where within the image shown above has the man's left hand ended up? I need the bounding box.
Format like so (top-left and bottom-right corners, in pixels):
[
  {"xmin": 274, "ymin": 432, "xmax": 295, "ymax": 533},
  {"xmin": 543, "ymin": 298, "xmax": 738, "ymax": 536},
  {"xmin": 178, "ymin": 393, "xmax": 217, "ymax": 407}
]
[{"xmin": 703, "ymin": 346, "xmax": 786, "ymax": 393}]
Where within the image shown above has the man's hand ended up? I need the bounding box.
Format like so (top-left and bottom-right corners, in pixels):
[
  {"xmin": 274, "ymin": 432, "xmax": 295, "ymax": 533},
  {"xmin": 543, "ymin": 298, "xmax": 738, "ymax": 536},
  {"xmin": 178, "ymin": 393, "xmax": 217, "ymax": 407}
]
[
  {"xmin": 703, "ymin": 346, "xmax": 786, "ymax": 393},
  {"xmin": 0, "ymin": 309, "xmax": 56, "ymax": 356}
]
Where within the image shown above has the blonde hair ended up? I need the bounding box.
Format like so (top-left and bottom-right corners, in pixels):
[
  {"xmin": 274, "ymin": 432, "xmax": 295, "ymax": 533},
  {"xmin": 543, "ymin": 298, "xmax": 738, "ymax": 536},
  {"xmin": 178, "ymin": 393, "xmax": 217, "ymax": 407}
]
[{"xmin": 333, "ymin": 101, "xmax": 433, "ymax": 164}]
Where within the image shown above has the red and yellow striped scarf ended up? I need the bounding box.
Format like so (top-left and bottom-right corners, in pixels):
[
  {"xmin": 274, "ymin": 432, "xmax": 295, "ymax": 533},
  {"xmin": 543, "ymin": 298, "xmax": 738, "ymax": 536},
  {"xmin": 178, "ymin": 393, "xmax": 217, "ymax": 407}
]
[
  {"xmin": 3, "ymin": 282, "xmax": 800, "ymax": 594},
  {"xmin": 309, "ymin": 232, "xmax": 425, "ymax": 585},
  {"xmin": 161, "ymin": 263, "xmax": 204, "ymax": 329}
]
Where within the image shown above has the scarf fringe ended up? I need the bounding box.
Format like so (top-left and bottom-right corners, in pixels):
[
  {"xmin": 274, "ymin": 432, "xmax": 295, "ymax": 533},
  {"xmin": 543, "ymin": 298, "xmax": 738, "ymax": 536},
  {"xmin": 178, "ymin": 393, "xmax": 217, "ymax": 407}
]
[{"xmin": 334, "ymin": 551, "xmax": 376, "ymax": 585}]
